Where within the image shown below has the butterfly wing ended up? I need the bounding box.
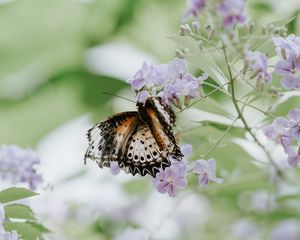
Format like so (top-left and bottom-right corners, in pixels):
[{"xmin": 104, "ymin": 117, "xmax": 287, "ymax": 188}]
[
  {"xmin": 121, "ymin": 122, "xmax": 170, "ymax": 176},
  {"xmin": 143, "ymin": 97, "xmax": 183, "ymax": 161},
  {"xmin": 84, "ymin": 111, "xmax": 139, "ymax": 168}
]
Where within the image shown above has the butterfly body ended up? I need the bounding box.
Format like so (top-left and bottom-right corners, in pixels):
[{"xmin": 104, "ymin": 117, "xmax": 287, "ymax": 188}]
[{"xmin": 84, "ymin": 97, "xmax": 182, "ymax": 177}]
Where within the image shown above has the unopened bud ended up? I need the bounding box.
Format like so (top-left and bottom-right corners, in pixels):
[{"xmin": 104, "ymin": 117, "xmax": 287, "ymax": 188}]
[
  {"xmin": 184, "ymin": 96, "xmax": 190, "ymax": 106},
  {"xmin": 192, "ymin": 21, "xmax": 201, "ymax": 34}
]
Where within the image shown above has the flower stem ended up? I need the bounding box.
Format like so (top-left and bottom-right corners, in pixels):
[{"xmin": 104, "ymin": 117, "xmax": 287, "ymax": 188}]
[{"xmin": 221, "ymin": 43, "xmax": 284, "ymax": 178}]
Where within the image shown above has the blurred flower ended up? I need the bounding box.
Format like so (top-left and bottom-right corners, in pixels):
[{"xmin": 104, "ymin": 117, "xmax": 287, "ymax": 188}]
[
  {"xmin": 250, "ymin": 190, "xmax": 276, "ymax": 213},
  {"xmin": 288, "ymin": 109, "xmax": 300, "ymax": 143},
  {"xmin": 193, "ymin": 159, "xmax": 223, "ymax": 186},
  {"xmin": 114, "ymin": 228, "xmax": 149, "ymax": 240},
  {"xmin": 232, "ymin": 219, "xmax": 260, "ymax": 240},
  {"xmin": 273, "ymin": 34, "xmax": 300, "ymax": 90},
  {"xmin": 0, "ymin": 203, "xmax": 4, "ymax": 233},
  {"xmin": 110, "ymin": 162, "xmax": 120, "ymax": 175},
  {"xmin": 1, "ymin": 231, "xmax": 20, "ymax": 240},
  {"xmin": 270, "ymin": 220, "xmax": 300, "ymax": 240},
  {"xmin": 218, "ymin": 0, "xmax": 247, "ymax": 29},
  {"xmin": 245, "ymin": 50, "xmax": 272, "ymax": 83},
  {"xmin": 0, "ymin": 145, "xmax": 43, "ymax": 190},
  {"xmin": 263, "ymin": 109, "xmax": 300, "ymax": 166},
  {"xmin": 184, "ymin": 0, "xmax": 205, "ymax": 20}
]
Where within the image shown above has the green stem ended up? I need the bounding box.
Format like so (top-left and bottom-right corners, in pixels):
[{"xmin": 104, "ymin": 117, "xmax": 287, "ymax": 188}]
[{"xmin": 221, "ymin": 44, "xmax": 284, "ymax": 178}]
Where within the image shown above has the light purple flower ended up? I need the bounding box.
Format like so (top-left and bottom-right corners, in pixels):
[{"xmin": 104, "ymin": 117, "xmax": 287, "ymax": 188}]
[
  {"xmin": 273, "ymin": 35, "xmax": 300, "ymax": 60},
  {"xmin": 129, "ymin": 62, "xmax": 167, "ymax": 91},
  {"xmin": 250, "ymin": 190, "xmax": 276, "ymax": 213},
  {"xmin": 193, "ymin": 159, "xmax": 223, "ymax": 186},
  {"xmin": 270, "ymin": 220, "xmax": 300, "ymax": 240},
  {"xmin": 245, "ymin": 50, "xmax": 272, "ymax": 83},
  {"xmin": 287, "ymin": 109, "xmax": 300, "ymax": 143},
  {"xmin": 263, "ymin": 110, "xmax": 300, "ymax": 167},
  {"xmin": 110, "ymin": 162, "xmax": 120, "ymax": 175},
  {"xmin": 153, "ymin": 145, "xmax": 191, "ymax": 197},
  {"xmin": 184, "ymin": 0, "xmax": 205, "ymax": 20},
  {"xmin": 0, "ymin": 145, "xmax": 43, "ymax": 190},
  {"xmin": 275, "ymin": 54, "xmax": 300, "ymax": 90},
  {"xmin": 160, "ymin": 72, "xmax": 207, "ymax": 105},
  {"xmin": 262, "ymin": 117, "xmax": 291, "ymax": 151},
  {"xmin": 218, "ymin": 0, "xmax": 247, "ymax": 29},
  {"xmin": 1, "ymin": 231, "xmax": 20, "ymax": 240},
  {"xmin": 232, "ymin": 219, "xmax": 260, "ymax": 240},
  {"xmin": 114, "ymin": 228, "xmax": 149, "ymax": 240},
  {"xmin": 273, "ymin": 35, "xmax": 300, "ymax": 90},
  {"xmin": 153, "ymin": 164, "xmax": 188, "ymax": 197}
]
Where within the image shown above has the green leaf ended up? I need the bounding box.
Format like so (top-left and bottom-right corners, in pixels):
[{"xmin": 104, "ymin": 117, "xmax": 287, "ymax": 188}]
[
  {"xmin": 27, "ymin": 222, "xmax": 51, "ymax": 233},
  {"xmin": 195, "ymin": 120, "xmax": 245, "ymax": 137},
  {"xmin": 0, "ymin": 187, "xmax": 38, "ymax": 203},
  {"xmin": 5, "ymin": 204, "xmax": 36, "ymax": 220},
  {"xmin": 4, "ymin": 222, "xmax": 44, "ymax": 240}
]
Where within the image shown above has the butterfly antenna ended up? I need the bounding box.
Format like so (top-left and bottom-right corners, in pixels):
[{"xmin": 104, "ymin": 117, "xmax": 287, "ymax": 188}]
[{"xmin": 102, "ymin": 92, "xmax": 136, "ymax": 103}]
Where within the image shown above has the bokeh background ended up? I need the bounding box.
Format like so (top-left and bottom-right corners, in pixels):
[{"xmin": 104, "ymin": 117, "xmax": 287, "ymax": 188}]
[{"xmin": 1, "ymin": 0, "xmax": 300, "ymax": 239}]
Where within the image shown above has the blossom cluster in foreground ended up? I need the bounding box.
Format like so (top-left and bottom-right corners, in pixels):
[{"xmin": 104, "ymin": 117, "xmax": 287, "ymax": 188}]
[
  {"xmin": 128, "ymin": 58, "xmax": 208, "ymax": 108},
  {"xmin": 263, "ymin": 108, "xmax": 300, "ymax": 166},
  {"xmin": 0, "ymin": 145, "xmax": 43, "ymax": 190},
  {"xmin": 153, "ymin": 145, "xmax": 223, "ymax": 197}
]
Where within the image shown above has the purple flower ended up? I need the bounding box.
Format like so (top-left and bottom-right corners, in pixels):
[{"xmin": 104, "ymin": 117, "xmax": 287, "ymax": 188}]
[
  {"xmin": 270, "ymin": 220, "xmax": 300, "ymax": 240},
  {"xmin": 273, "ymin": 35, "xmax": 300, "ymax": 60},
  {"xmin": 110, "ymin": 162, "xmax": 120, "ymax": 175},
  {"xmin": 218, "ymin": 0, "xmax": 247, "ymax": 29},
  {"xmin": 153, "ymin": 164, "xmax": 188, "ymax": 197},
  {"xmin": 160, "ymin": 72, "xmax": 207, "ymax": 106},
  {"xmin": 137, "ymin": 90, "xmax": 150, "ymax": 104},
  {"xmin": 263, "ymin": 109, "xmax": 300, "ymax": 167},
  {"xmin": 273, "ymin": 35, "xmax": 300, "ymax": 90},
  {"xmin": 193, "ymin": 159, "xmax": 223, "ymax": 186},
  {"xmin": 287, "ymin": 109, "xmax": 300, "ymax": 143},
  {"xmin": 129, "ymin": 62, "xmax": 167, "ymax": 91},
  {"xmin": 245, "ymin": 50, "xmax": 272, "ymax": 83},
  {"xmin": 153, "ymin": 144, "xmax": 191, "ymax": 197},
  {"xmin": 184, "ymin": 0, "xmax": 206, "ymax": 20},
  {"xmin": 114, "ymin": 228, "xmax": 149, "ymax": 240},
  {"xmin": 262, "ymin": 117, "xmax": 291, "ymax": 152},
  {"xmin": 0, "ymin": 145, "xmax": 43, "ymax": 190},
  {"xmin": 275, "ymin": 54, "xmax": 300, "ymax": 90}
]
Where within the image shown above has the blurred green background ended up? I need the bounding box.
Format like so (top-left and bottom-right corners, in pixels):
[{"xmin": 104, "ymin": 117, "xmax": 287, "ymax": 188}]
[{"xmin": 1, "ymin": 0, "xmax": 300, "ymax": 239}]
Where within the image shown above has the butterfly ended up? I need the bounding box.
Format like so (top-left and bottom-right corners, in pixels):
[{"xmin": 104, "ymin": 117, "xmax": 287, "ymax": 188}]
[{"xmin": 84, "ymin": 97, "xmax": 183, "ymax": 177}]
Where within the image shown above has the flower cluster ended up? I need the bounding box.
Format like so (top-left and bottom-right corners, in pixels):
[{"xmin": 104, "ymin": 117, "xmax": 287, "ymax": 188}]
[
  {"xmin": 0, "ymin": 204, "xmax": 20, "ymax": 240},
  {"xmin": 153, "ymin": 145, "xmax": 223, "ymax": 197},
  {"xmin": 0, "ymin": 145, "xmax": 43, "ymax": 190},
  {"xmin": 245, "ymin": 49, "xmax": 272, "ymax": 84},
  {"xmin": 153, "ymin": 145, "xmax": 191, "ymax": 197},
  {"xmin": 273, "ymin": 34, "xmax": 300, "ymax": 90},
  {"xmin": 263, "ymin": 108, "xmax": 300, "ymax": 166},
  {"xmin": 218, "ymin": 0, "xmax": 247, "ymax": 29},
  {"xmin": 129, "ymin": 58, "xmax": 208, "ymax": 108},
  {"xmin": 184, "ymin": 0, "xmax": 247, "ymax": 29},
  {"xmin": 184, "ymin": 0, "xmax": 205, "ymax": 20}
]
